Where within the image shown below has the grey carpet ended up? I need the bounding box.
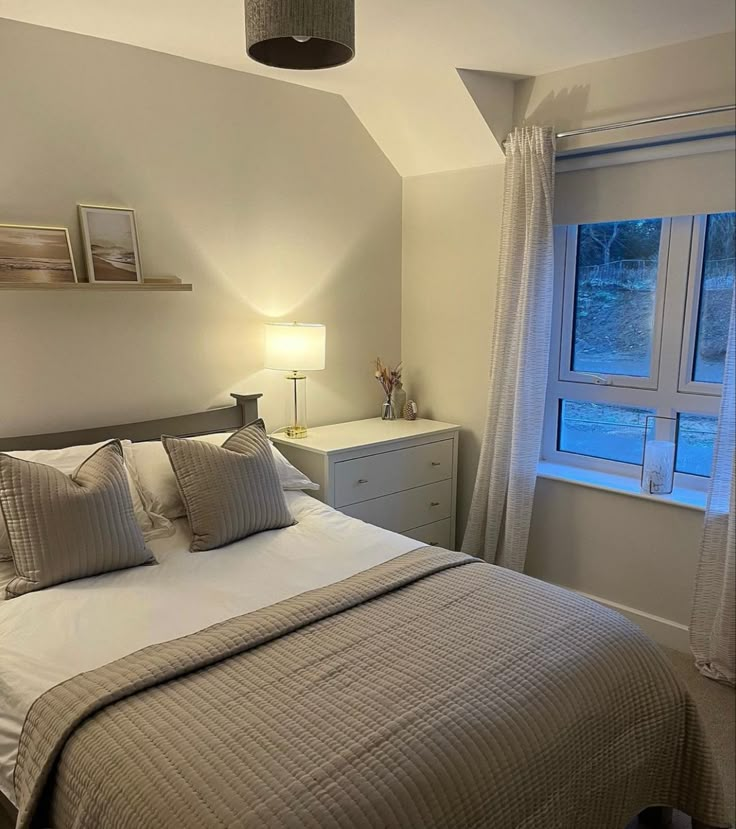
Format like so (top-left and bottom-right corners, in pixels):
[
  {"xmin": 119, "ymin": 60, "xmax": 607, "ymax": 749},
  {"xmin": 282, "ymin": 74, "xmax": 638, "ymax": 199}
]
[{"xmin": 626, "ymin": 646, "xmax": 735, "ymax": 829}]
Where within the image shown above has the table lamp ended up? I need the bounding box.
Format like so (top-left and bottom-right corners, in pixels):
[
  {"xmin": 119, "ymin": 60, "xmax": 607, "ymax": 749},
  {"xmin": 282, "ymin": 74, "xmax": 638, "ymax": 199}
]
[{"xmin": 264, "ymin": 322, "xmax": 326, "ymax": 439}]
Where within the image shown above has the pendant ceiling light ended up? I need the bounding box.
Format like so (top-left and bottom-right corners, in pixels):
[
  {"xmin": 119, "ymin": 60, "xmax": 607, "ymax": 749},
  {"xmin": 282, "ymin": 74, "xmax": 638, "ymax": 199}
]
[{"xmin": 245, "ymin": 0, "xmax": 355, "ymax": 70}]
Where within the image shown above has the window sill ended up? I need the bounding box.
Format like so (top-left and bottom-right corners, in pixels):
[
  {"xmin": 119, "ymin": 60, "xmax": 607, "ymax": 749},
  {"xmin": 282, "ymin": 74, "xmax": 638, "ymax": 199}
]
[{"xmin": 536, "ymin": 462, "xmax": 707, "ymax": 511}]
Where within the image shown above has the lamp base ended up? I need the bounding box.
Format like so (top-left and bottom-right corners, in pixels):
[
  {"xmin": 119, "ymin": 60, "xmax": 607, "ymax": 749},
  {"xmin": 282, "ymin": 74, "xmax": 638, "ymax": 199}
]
[
  {"xmin": 285, "ymin": 372, "xmax": 308, "ymax": 438},
  {"xmin": 285, "ymin": 424, "xmax": 308, "ymax": 439}
]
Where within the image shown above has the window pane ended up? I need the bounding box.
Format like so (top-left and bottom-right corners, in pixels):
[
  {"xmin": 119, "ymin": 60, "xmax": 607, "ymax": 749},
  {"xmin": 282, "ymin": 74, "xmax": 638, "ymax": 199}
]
[
  {"xmin": 676, "ymin": 414, "xmax": 717, "ymax": 477},
  {"xmin": 692, "ymin": 212, "xmax": 735, "ymax": 384},
  {"xmin": 558, "ymin": 400, "xmax": 653, "ymax": 464},
  {"xmin": 572, "ymin": 219, "xmax": 662, "ymax": 377}
]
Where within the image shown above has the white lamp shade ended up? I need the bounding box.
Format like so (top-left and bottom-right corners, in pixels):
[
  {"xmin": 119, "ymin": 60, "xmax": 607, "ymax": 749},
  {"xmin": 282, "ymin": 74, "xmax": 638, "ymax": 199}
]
[{"xmin": 264, "ymin": 322, "xmax": 326, "ymax": 371}]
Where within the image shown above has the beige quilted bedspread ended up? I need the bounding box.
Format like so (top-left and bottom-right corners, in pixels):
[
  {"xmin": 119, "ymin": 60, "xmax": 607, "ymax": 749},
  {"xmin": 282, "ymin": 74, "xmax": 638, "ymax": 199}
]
[{"xmin": 14, "ymin": 548, "xmax": 729, "ymax": 829}]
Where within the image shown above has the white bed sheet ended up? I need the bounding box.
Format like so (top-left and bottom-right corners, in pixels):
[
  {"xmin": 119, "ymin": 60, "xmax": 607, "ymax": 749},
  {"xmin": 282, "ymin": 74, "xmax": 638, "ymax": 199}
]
[{"xmin": 0, "ymin": 492, "xmax": 422, "ymax": 805}]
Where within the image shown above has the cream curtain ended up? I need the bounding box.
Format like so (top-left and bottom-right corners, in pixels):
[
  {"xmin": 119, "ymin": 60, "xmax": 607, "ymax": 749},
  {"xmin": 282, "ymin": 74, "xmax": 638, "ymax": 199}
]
[
  {"xmin": 690, "ymin": 291, "xmax": 736, "ymax": 686},
  {"xmin": 462, "ymin": 126, "xmax": 555, "ymax": 570}
]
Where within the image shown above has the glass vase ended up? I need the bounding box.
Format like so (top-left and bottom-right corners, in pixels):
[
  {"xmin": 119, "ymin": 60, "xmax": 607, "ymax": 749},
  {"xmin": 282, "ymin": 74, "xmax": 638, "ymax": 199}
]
[
  {"xmin": 641, "ymin": 415, "xmax": 676, "ymax": 494},
  {"xmin": 381, "ymin": 395, "xmax": 395, "ymax": 420},
  {"xmin": 391, "ymin": 383, "xmax": 407, "ymax": 419}
]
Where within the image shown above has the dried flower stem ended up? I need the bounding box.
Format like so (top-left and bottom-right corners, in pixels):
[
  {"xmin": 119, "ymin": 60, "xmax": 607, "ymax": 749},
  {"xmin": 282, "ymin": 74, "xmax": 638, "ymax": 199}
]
[{"xmin": 375, "ymin": 358, "xmax": 402, "ymax": 399}]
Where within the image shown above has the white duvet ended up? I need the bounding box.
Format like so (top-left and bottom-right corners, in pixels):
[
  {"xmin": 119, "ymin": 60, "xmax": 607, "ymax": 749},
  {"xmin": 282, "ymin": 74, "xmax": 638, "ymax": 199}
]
[{"xmin": 0, "ymin": 492, "xmax": 422, "ymax": 805}]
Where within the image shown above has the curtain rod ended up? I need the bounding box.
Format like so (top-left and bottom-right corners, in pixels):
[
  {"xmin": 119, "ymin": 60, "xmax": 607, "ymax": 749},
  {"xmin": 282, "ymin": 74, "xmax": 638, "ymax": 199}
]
[{"xmin": 556, "ymin": 104, "xmax": 736, "ymax": 139}]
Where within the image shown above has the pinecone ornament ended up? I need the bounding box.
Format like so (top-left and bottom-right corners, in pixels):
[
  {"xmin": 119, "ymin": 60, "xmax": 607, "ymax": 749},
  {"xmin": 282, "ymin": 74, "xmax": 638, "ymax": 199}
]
[{"xmin": 404, "ymin": 400, "xmax": 418, "ymax": 421}]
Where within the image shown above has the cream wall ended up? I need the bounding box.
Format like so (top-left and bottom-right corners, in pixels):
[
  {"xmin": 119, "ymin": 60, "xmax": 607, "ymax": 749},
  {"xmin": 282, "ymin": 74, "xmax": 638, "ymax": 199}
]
[
  {"xmin": 526, "ymin": 482, "xmax": 703, "ymax": 630},
  {"xmin": 514, "ymin": 32, "xmax": 736, "ymax": 153},
  {"xmin": 403, "ymin": 33, "xmax": 735, "ymax": 650},
  {"xmin": 402, "ymin": 165, "xmax": 505, "ymax": 535},
  {"xmin": 0, "ymin": 19, "xmax": 402, "ymax": 437}
]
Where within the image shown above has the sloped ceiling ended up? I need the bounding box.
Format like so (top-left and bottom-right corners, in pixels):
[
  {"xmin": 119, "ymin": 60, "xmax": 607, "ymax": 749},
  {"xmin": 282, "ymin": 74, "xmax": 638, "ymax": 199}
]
[{"xmin": 0, "ymin": 0, "xmax": 734, "ymax": 175}]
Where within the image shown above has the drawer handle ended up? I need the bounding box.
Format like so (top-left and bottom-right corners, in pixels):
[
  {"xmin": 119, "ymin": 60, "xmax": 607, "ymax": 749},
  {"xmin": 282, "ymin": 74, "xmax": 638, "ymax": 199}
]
[
  {"xmin": 431, "ymin": 462, "xmax": 441, "ymax": 467},
  {"xmin": 430, "ymin": 501, "xmax": 441, "ymax": 507},
  {"xmin": 357, "ymin": 479, "xmax": 369, "ymax": 484}
]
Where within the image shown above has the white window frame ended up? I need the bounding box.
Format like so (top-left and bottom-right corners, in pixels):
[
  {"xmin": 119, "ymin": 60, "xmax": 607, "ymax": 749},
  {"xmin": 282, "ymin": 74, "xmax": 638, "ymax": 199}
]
[
  {"xmin": 558, "ymin": 220, "xmax": 671, "ymax": 391},
  {"xmin": 543, "ymin": 215, "xmax": 724, "ymax": 492}
]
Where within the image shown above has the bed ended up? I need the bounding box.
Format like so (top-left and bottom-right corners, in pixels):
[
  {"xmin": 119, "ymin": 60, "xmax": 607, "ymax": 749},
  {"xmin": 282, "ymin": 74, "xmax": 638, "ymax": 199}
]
[{"xmin": 0, "ymin": 395, "xmax": 729, "ymax": 829}]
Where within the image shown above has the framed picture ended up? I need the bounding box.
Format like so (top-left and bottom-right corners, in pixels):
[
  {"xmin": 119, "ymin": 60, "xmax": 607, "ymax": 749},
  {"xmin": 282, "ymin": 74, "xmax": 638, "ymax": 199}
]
[
  {"xmin": 0, "ymin": 224, "xmax": 78, "ymax": 284},
  {"xmin": 78, "ymin": 205, "xmax": 142, "ymax": 283}
]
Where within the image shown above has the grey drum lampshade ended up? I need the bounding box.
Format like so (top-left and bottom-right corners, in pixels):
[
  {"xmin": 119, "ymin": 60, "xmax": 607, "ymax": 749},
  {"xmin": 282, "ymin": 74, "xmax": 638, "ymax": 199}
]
[{"xmin": 245, "ymin": 0, "xmax": 355, "ymax": 70}]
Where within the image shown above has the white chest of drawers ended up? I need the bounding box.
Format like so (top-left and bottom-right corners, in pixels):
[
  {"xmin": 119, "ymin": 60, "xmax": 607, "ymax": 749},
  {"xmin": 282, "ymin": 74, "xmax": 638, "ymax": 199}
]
[{"xmin": 270, "ymin": 418, "xmax": 460, "ymax": 549}]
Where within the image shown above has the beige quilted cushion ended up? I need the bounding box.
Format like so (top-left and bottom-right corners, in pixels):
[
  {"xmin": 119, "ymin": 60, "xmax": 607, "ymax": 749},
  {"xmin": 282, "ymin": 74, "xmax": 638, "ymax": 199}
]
[
  {"xmin": 0, "ymin": 441, "xmax": 155, "ymax": 598},
  {"xmin": 132, "ymin": 432, "xmax": 318, "ymax": 521},
  {"xmin": 0, "ymin": 440, "xmax": 171, "ymax": 561},
  {"xmin": 163, "ymin": 419, "xmax": 295, "ymax": 552}
]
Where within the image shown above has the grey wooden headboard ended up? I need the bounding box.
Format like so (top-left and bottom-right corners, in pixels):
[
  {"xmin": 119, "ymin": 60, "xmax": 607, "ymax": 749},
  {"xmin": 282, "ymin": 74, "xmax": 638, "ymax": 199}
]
[{"xmin": 0, "ymin": 393, "xmax": 262, "ymax": 452}]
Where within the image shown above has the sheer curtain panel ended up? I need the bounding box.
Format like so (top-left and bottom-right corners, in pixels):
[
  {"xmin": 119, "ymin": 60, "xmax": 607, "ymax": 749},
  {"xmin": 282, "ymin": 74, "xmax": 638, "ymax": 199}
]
[
  {"xmin": 462, "ymin": 126, "xmax": 555, "ymax": 570},
  {"xmin": 690, "ymin": 291, "xmax": 736, "ymax": 686}
]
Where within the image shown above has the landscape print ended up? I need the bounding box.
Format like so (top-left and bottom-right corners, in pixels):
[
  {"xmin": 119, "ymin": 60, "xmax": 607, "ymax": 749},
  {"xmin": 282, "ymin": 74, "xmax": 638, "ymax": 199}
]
[
  {"xmin": 80, "ymin": 206, "xmax": 141, "ymax": 283},
  {"xmin": 0, "ymin": 225, "xmax": 77, "ymax": 283}
]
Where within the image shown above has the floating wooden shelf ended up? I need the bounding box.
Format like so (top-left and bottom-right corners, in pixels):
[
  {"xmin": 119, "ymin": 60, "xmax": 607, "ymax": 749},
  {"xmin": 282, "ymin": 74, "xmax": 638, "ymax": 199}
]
[{"xmin": 0, "ymin": 278, "xmax": 192, "ymax": 292}]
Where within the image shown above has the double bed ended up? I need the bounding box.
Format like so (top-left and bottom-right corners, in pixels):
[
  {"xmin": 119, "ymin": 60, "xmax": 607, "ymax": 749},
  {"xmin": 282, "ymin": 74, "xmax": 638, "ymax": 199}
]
[{"xmin": 0, "ymin": 396, "xmax": 729, "ymax": 829}]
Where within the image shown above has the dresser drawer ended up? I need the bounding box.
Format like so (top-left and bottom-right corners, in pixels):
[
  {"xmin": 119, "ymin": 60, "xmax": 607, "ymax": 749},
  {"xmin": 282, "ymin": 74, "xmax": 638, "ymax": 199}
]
[
  {"xmin": 334, "ymin": 439, "xmax": 453, "ymax": 508},
  {"xmin": 404, "ymin": 519, "xmax": 452, "ymax": 549},
  {"xmin": 341, "ymin": 480, "xmax": 452, "ymax": 533}
]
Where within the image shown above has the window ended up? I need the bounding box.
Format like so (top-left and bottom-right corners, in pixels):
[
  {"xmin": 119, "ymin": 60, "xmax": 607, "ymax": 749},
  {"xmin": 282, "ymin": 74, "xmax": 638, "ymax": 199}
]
[
  {"xmin": 544, "ymin": 212, "xmax": 734, "ymax": 489},
  {"xmin": 675, "ymin": 414, "xmax": 718, "ymax": 478},
  {"xmin": 571, "ymin": 219, "xmax": 662, "ymax": 379},
  {"xmin": 558, "ymin": 401, "xmax": 653, "ymax": 465},
  {"xmin": 690, "ymin": 213, "xmax": 735, "ymax": 385}
]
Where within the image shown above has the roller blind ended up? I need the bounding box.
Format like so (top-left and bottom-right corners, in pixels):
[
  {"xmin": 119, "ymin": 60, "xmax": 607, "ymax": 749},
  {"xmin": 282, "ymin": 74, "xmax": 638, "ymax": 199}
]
[{"xmin": 554, "ymin": 141, "xmax": 736, "ymax": 225}]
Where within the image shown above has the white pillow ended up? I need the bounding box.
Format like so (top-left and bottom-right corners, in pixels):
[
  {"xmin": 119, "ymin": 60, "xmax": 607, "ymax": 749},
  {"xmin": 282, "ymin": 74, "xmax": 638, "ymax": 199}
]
[
  {"xmin": 270, "ymin": 442, "xmax": 320, "ymax": 492},
  {"xmin": 132, "ymin": 431, "xmax": 319, "ymax": 521},
  {"xmin": 130, "ymin": 440, "xmax": 187, "ymax": 521},
  {"xmin": 0, "ymin": 440, "xmax": 172, "ymax": 561}
]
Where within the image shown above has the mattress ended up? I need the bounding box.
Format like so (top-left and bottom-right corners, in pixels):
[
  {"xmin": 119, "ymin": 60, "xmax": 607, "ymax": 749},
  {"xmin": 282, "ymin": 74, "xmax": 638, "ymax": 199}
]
[{"xmin": 0, "ymin": 491, "xmax": 422, "ymax": 805}]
